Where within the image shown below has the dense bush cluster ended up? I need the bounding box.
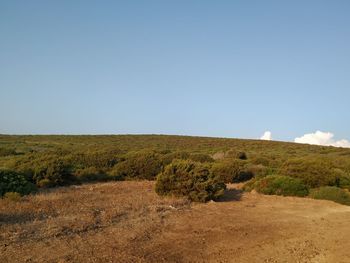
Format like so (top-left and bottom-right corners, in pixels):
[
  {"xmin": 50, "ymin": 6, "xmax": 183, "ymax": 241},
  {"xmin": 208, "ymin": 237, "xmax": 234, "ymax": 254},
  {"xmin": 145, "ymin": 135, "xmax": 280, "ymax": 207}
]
[
  {"xmin": 338, "ymin": 173, "xmax": 350, "ymax": 190},
  {"xmin": 1, "ymin": 134, "xmax": 350, "ymax": 204},
  {"xmin": 155, "ymin": 160, "xmax": 226, "ymax": 202},
  {"xmin": 211, "ymin": 160, "xmax": 252, "ymax": 183},
  {"xmin": 210, "ymin": 160, "xmax": 270, "ymax": 184},
  {"xmin": 279, "ymin": 157, "xmax": 341, "ymax": 188},
  {"xmin": 0, "ymin": 170, "xmax": 36, "ymax": 196},
  {"xmin": 111, "ymin": 151, "xmax": 164, "ymax": 180},
  {"xmin": 250, "ymin": 175, "xmax": 309, "ymax": 197},
  {"xmin": 33, "ymin": 159, "xmax": 75, "ymax": 187},
  {"xmin": 161, "ymin": 151, "xmax": 214, "ymax": 164},
  {"xmin": 66, "ymin": 150, "xmax": 120, "ymax": 169}
]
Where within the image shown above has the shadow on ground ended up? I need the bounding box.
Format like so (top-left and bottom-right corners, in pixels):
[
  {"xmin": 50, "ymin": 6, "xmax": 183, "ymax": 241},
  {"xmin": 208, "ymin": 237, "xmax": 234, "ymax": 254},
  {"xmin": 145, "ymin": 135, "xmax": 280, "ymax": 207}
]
[
  {"xmin": 218, "ymin": 188, "xmax": 243, "ymax": 202},
  {"xmin": 0, "ymin": 212, "xmax": 36, "ymax": 225}
]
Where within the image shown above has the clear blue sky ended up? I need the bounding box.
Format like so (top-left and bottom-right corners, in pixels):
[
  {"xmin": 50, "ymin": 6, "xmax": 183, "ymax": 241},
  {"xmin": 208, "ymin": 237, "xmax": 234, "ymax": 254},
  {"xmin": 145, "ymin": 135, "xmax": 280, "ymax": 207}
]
[{"xmin": 1, "ymin": 1, "xmax": 350, "ymax": 141}]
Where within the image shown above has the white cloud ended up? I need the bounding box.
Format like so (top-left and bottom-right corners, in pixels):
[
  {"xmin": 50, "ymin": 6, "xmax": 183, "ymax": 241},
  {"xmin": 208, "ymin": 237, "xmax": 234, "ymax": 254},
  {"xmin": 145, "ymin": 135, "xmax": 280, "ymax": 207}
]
[
  {"xmin": 294, "ymin": 131, "xmax": 350, "ymax": 148},
  {"xmin": 260, "ymin": 131, "xmax": 272, "ymax": 141}
]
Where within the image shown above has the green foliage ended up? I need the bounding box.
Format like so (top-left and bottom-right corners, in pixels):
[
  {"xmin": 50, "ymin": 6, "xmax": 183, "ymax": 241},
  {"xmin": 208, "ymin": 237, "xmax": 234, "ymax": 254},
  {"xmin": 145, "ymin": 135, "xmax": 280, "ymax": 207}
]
[
  {"xmin": 66, "ymin": 150, "xmax": 120, "ymax": 169},
  {"xmin": 339, "ymin": 176, "xmax": 350, "ymax": 190},
  {"xmin": 245, "ymin": 164, "xmax": 271, "ymax": 177},
  {"xmin": 111, "ymin": 151, "xmax": 164, "ymax": 180},
  {"xmin": 226, "ymin": 149, "xmax": 247, "ymax": 160},
  {"xmin": 252, "ymin": 175, "xmax": 309, "ymax": 197},
  {"xmin": 332, "ymin": 168, "xmax": 350, "ymax": 190},
  {"xmin": 279, "ymin": 157, "xmax": 339, "ymax": 188},
  {"xmin": 3, "ymin": 192, "xmax": 21, "ymax": 201},
  {"xmin": 1, "ymin": 135, "xmax": 350, "ymax": 192},
  {"xmin": 161, "ymin": 151, "xmax": 191, "ymax": 165},
  {"xmin": 211, "ymin": 160, "xmax": 253, "ymax": 183},
  {"xmin": 242, "ymin": 177, "xmax": 259, "ymax": 192},
  {"xmin": 0, "ymin": 170, "xmax": 37, "ymax": 196},
  {"xmin": 37, "ymin": 179, "xmax": 54, "ymax": 188},
  {"xmin": 309, "ymin": 186, "xmax": 350, "ymax": 206},
  {"xmin": 250, "ymin": 156, "xmax": 271, "ymax": 166},
  {"xmin": 0, "ymin": 147, "xmax": 17, "ymax": 157},
  {"xmin": 162, "ymin": 151, "xmax": 214, "ymax": 165},
  {"xmin": 188, "ymin": 153, "xmax": 215, "ymax": 163},
  {"xmin": 33, "ymin": 160, "xmax": 74, "ymax": 187},
  {"xmin": 74, "ymin": 167, "xmax": 111, "ymax": 182},
  {"xmin": 155, "ymin": 160, "xmax": 226, "ymax": 202}
]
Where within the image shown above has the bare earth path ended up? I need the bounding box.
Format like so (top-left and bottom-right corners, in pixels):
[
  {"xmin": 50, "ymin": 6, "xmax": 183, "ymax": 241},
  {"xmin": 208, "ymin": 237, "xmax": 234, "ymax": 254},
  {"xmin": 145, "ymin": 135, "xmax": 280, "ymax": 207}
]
[{"xmin": 1, "ymin": 181, "xmax": 350, "ymax": 263}]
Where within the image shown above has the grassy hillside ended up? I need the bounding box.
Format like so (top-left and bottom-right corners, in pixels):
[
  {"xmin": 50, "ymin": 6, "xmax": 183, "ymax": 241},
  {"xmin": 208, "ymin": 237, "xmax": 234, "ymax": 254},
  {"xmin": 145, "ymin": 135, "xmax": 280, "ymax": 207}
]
[
  {"xmin": 1, "ymin": 134, "xmax": 350, "ymax": 203},
  {"xmin": 1, "ymin": 134, "xmax": 350, "ymax": 157}
]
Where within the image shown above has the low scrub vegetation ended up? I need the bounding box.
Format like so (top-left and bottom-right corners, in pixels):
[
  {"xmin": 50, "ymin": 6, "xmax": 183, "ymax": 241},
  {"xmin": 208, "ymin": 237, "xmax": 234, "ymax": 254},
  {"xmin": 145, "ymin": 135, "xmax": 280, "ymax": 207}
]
[
  {"xmin": 211, "ymin": 160, "xmax": 269, "ymax": 184},
  {"xmin": 279, "ymin": 157, "xmax": 339, "ymax": 188},
  {"xmin": 248, "ymin": 175, "xmax": 309, "ymax": 197},
  {"xmin": 211, "ymin": 160, "xmax": 253, "ymax": 183},
  {"xmin": 1, "ymin": 134, "xmax": 350, "ymax": 204},
  {"xmin": 32, "ymin": 159, "xmax": 75, "ymax": 187},
  {"xmin": 161, "ymin": 151, "xmax": 214, "ymax": 164},
  {"xmin": 339, "ymin": 175, "xmax": 350, "ymax": 190},
  {"xmin": 0, "ymin": 147, "xmax": 17, "ymax": 157},
  {"xmin": 3, "ymin": 191, "xmax": 22, "ymax": 201},
  {"xmin": 155, "ymin": 160, "xmax": 226, "ymax": 202},
  {"xmin": 111, "ymin": 151, "xmax": 164, "ymax": 180},
  {"xmin": 309, "ymin": 186, "xmax": 350, "ymax": 206},
  {"xmin": 74, "ymin": 167, "xmax": 111, "ymax": 182}
]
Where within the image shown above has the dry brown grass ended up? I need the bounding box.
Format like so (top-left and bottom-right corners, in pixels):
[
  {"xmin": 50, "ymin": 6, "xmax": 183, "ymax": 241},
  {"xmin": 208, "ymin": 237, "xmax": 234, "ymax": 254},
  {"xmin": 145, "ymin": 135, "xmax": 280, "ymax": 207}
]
[
  {"xmin": 0, "ymin": 181, "xmax": 190, "ymax": 263},
  {"xmin": 1, "ymin": 182, "xmax": 350, "ymax": 263}
]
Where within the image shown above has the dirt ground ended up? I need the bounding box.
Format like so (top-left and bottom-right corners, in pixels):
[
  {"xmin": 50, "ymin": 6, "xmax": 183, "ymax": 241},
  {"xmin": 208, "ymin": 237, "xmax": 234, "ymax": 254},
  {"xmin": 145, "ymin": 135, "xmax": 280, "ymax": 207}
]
[{"xmin": 1, "ymin": 181, "xmax": 350, "ymax": 263}]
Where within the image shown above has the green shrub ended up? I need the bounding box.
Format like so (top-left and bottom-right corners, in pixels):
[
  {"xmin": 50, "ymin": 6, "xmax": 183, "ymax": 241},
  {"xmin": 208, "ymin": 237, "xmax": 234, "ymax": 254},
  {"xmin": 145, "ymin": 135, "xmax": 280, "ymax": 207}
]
[
  {"xmin": 250, "ymin": 156, "xmax": 271, "ymax": 166},
  {"xmin": 211, "ymin": 160, "xmax": 253, "ymax": 183},
  {"xmin": 242, "ymin": 177, "xmax": 259, "ymax": 192},
  {"xmin": 0, "ymin": 170, "xmax": 37, "ymax": 196},
  {"xmin": 161, "ymin": 151, "xmax": 191, "ymax": 165},
  {"xmin": 0, "ymin": 147, "xmax": 17, "ymax": 157},
  {"xmin": 309, "ymin": 186, "xmax": 350, "ymax": 206},
  {"xmin": 339, "ymin": 176, "xmax": 350, "ymax": 190},
  {"xmin": 162, "ymin": 151, "xmax": 214, "ymax": 165},
  {"xmin": 33, "ymin": 160, "xmax": 74, "ymax": 187},
  {"xmin": 245, "ymin": 164, "xmax": 270, "ymax": 177},
  {"xmin": 155, "ymin": 160, "xmax": 226, "ymax": 202},
  {"xmin": 253, "ymin": 175, "xmax": 309, "ymax": 197},
  {"xmin": 279, "ymin": 157, "xmax": 338, "ymax": 188},
  {"xmin": 66, "ymin": 150, "xmax": 120, "ymax": 169},
  {"xmin": 331, "ymin": 168, "xmax": 350, "ymax": 190},
  {"xmin": 74, "ymin": 167, "xmax": 111, "ymax": 182},
  {"xmin": 226, "ymin": 149, "xmax": 247, "ymax": 160},
  {"xmin": 3, "ymin": 192, "xmax": 21, "ymax": 201},
  {"xmin": 37, "ymin": 178, "xmax": 54, "ymax": 188},
  {"xmin": 189, "ymin": 153, "xmax": 214, "ymax": 163},
  {"xmin": 112, "ymin": 151, "xmax": 164, "ymax": 180}
]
